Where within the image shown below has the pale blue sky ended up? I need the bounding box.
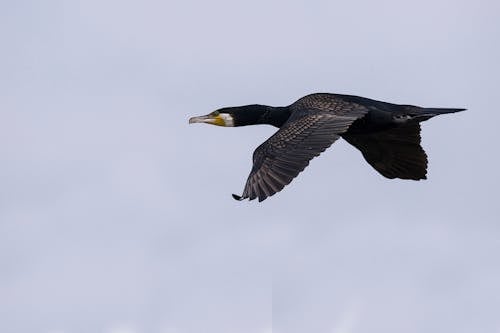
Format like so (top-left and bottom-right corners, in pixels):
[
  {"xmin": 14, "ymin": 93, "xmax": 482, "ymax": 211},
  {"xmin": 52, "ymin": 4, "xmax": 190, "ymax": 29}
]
[{"xmin": 1, "ymin": 1, "xmax": 499, "ymax": 332}]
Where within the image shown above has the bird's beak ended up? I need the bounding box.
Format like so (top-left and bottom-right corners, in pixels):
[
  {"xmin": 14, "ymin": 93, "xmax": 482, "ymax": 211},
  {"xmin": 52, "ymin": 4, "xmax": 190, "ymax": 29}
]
[
  {"xmin": 189, "ymin": 113, "xmax": 234, "ymax": 127},
  {"xmin": 189, "ymin": 114, "xmax": 214, "ymax": 124}
]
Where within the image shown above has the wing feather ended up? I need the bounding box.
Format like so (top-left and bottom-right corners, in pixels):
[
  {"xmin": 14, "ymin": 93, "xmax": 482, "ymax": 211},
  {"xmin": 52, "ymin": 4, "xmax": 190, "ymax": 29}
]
[
  {"xmin": 234, "ymin": 109, "xmax": 367, "ymax": 201},
  {"xmin": 343, "ymin": 123, "xmax": 428, "ymax": 180}
]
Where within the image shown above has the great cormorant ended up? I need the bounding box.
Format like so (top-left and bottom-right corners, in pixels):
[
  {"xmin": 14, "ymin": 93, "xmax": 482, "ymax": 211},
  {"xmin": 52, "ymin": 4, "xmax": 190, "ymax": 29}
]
[{"xmin": 189, "ymin": 93, "xmax": 465, "ymax": 202}]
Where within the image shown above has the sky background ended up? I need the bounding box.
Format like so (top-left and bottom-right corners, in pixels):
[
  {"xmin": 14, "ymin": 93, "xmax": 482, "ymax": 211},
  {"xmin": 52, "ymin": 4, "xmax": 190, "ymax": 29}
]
[{"xmin": 1, "ymin": 0, "xmax": 500, "ymax": 332}]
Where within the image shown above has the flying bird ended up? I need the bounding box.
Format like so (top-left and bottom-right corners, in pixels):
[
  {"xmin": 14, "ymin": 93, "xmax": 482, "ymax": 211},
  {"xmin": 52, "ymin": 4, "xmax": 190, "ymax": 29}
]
[{"xmin": 189, "ymin": 93, "xmax": 465, "ymax": 202}]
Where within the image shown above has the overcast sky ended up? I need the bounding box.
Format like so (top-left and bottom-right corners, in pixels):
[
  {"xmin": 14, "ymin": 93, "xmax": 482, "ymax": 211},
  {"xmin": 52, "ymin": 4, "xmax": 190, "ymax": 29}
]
[{"xmin": 1, "ymin": 0, "xmax": 500, "ymax": 332}]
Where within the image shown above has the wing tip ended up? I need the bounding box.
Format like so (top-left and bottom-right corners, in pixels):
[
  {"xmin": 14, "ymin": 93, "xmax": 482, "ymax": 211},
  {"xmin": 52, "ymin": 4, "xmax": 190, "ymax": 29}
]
[
  {"xmin": 232, "ymin": 193, "xmax": 244, "ymax": 201},
  {"xmin": 232, "ymin": 193, "xmax": 266, "ymax": 202}
]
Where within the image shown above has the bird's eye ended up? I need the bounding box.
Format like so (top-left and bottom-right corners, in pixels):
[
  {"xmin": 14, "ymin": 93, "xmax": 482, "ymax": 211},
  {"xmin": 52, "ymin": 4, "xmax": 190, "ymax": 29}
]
[{"xmin": 211, "ymin": 111, "xmax": 220, "ymax": 116}]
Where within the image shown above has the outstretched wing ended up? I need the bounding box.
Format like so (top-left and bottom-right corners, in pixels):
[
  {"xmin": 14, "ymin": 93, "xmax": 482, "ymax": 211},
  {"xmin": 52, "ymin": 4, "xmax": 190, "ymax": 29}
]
[
  {"xmin": 343, "ymin": 122, "xmax": 428, "ymax": 180},
  {"xmin": 233, "ymin": 110, "xmax": 366, "ymax": 202}
]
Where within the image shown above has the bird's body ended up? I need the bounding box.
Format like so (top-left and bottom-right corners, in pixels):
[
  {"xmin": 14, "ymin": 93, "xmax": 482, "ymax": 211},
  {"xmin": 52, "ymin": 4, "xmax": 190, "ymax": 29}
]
[{"xmin": 189, "ymin": 93, "xmax": 465, "ymax": 202}]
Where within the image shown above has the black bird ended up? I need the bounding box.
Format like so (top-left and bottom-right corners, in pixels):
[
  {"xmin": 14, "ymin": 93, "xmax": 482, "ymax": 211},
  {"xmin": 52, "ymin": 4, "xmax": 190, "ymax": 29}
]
[{"xmin": 189, "ymin": 93, "xmax": 465, "ymax": 202}]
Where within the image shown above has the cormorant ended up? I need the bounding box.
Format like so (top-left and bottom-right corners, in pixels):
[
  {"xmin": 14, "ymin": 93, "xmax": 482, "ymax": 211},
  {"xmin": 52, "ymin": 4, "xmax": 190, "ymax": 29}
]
[{"xmin": 189, "ymin": 93, "xmax": 465, "ymax": 202}]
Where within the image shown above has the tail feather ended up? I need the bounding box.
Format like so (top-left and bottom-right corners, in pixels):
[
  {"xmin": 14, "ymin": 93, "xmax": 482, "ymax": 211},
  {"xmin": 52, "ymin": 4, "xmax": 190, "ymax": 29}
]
[
  {"xmin": 400, "ymin": 106, "xmax": 465, "ymax": 122},
  {"xmin": 421, "ymin": 107, "xmax": 466, "ymax": 115}
]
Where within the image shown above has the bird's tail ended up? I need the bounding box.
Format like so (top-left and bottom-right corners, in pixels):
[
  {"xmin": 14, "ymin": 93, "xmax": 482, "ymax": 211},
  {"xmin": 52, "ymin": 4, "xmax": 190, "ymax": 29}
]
[
  {"xmin": 401, "ymin": 106, "xmax": 466, "ymax": 121},
  {"xmin": 420, "ymin": 107, "xmax": 466, "ymax": 115}
]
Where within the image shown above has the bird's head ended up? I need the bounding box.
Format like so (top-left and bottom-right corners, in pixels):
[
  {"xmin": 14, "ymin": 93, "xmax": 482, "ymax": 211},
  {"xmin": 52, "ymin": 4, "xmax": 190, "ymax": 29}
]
[
  {"xmin": 189, "ymin": 104, "xmax": 283, "ymax": 128},
  {"xmin": 189, "ymin": 108, "xmax": 235, "ymax": 127}
]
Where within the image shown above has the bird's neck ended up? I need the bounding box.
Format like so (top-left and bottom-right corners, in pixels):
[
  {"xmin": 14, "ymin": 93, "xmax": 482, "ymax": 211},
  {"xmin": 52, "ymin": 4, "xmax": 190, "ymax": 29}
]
[{"xmin": 233, "ymin": 105, "xmax": 291, "ymax": 128}]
